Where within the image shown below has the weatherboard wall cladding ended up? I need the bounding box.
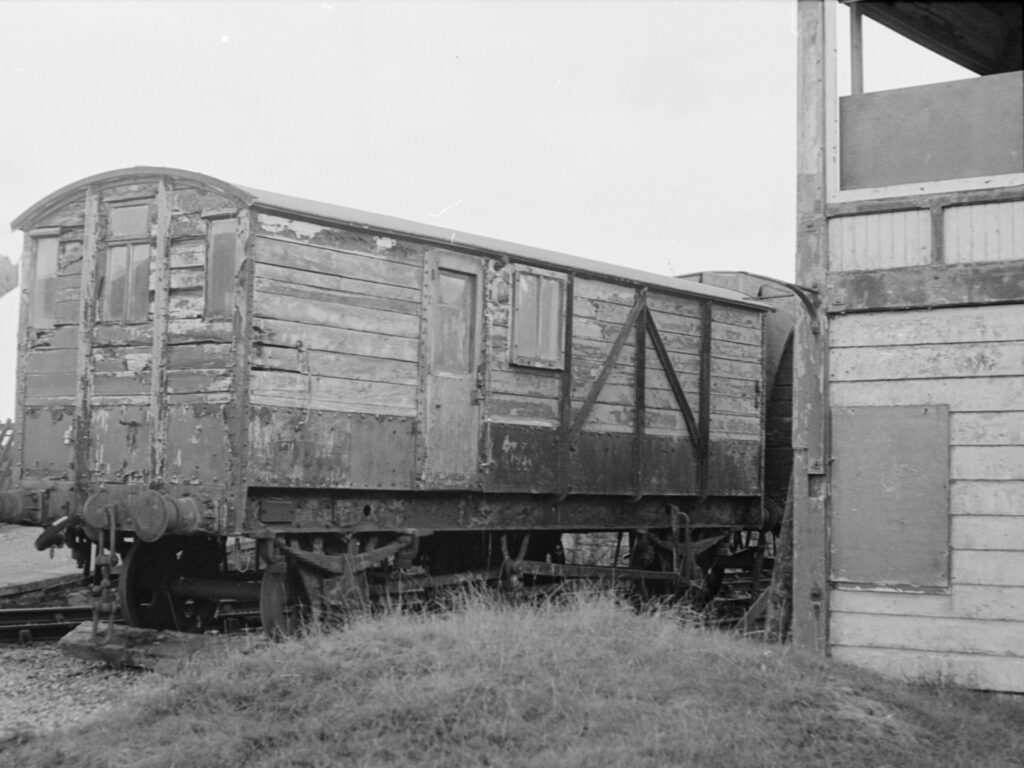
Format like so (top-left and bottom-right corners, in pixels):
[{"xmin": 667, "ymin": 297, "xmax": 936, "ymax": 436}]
[
  {"xmin": 827, "ymin": 304, "xmax": 1024, "ymax": 692},
  {"xmin": 246, "ymin": 214, "xmax": 426, "ymax": 488}
]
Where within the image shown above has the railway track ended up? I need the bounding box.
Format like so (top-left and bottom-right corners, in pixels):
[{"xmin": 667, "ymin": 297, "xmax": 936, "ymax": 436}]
[{"xmin": 0, "ymin": 605, "xmax": 99, "ymax": 643}]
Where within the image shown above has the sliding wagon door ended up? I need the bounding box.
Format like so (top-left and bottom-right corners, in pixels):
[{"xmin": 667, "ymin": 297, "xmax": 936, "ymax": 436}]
[{"xmin": 420, "ymin": 250, "xmax": 483, "ymax": 488}]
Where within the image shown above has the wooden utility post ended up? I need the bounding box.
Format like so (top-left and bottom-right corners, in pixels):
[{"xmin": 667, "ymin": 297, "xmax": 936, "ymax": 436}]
[{"xmin": 792, "ymin": 0, "xmax": 830, "ymax": 654}]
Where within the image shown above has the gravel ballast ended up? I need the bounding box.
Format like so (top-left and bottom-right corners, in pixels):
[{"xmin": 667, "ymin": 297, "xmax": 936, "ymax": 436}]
[{"xmin": 0, "ymin": 644, "xmax": 154, "ymax": 745}]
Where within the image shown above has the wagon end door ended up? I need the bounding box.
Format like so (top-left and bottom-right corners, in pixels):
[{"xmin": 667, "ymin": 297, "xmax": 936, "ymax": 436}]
[{"xmin": 420, "ymin": 250, "xmax": 484, "ymax": 488}]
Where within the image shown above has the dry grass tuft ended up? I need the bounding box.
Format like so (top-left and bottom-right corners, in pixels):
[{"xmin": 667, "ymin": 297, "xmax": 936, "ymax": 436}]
[{"xmin": 3, "ymin": 590, "xmax": 1022, "ymax": 767}]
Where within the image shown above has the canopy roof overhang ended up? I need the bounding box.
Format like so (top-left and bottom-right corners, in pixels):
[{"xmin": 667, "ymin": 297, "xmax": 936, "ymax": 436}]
[{"xmin": 841, "ymin": 0, "xmax": 1023, "ymax": 74}]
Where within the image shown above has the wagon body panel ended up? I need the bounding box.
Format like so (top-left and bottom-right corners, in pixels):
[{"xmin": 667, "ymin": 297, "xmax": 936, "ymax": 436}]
[
  {"xmin": 5, "ymin": 167, "xmax": 770, "ymax": 542},
  {"xmin": 243, "ymin": 206, "xmax": 767, "ymax": 515}
]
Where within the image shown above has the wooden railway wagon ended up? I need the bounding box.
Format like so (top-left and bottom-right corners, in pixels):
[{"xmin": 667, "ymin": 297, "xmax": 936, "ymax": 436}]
[{"xmin": 0, "ymin": 167, "xmax": 775, "ymax": 634}]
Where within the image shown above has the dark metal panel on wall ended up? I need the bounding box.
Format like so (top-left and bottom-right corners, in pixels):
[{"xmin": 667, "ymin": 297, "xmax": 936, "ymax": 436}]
[{"xmin": 830, "ymin": 405, "xmax": 950, "ymax": 588}]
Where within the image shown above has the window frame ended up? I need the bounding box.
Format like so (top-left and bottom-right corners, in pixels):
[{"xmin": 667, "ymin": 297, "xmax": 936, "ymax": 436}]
[
  {"xmin": 99, "ymin": 201, "xmax": 152, "ymax": 325},
  {"xmin": 509, "ymin": 264, "xmax": 567, "ymax": 370},
  {"xmin": 203, "ymin": 214, "xmax": 239, "ymax": 321},
  {"xmin": 29, "ymin": 233, "xmax": 60, "ymax": 329}
]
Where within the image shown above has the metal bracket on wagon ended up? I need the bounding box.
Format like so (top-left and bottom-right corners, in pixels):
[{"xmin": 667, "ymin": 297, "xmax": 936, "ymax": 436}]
[{"xmin": 277, "ymin": 531, "xmax": 432, "ymax": 577}]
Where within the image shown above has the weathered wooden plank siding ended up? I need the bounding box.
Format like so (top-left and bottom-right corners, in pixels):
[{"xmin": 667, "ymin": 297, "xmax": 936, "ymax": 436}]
[
  {"xmin": 248, "ymin": 216, "xmax": 424, "ymax": 417},
  {"xmin": 53, "ymin": 239, "xmax": 84, "ymax": 324},
  {"xmin": 828, "ymin": 210, "xmax": 932, "ymax": 271},
  {"xmin": 944, "ymin": 200, "xmax": 1024, "ymax": 264},
  {"xmin": 257, "ymin": 236, "xmax": 422, "ymax": 288},
  {"xmin": 483, "ymin": 270, "xmax": 763, "ymax": 431},
  {"xmin": 255, "ymin": 262, "xmax": 420, "ymax": 303},
  {"xmin": 830, "ymin": 376, "xmax": 1024, "ymax": 411},
  {"xmin": 833, "ymin": 612, "xmax": 1024, "ymax": 656},
  {"xmin": 23, "ymin": 374, "xmax": 77, "ymax": 405},
  {"xmin": 831, "ymin": 587, "xmax": 1024, "ymax": 622},
  {"xmin": 479, "ymin": 265, "xmax": 762, "ymax": 495},
  {"xmin": 254, "ymin": 317, "xmax": 419, "ymax": 362},
  {"xmin": 162, "ymin": 191, "xmax": 241, "ymax": 407},
  {"xmin": 559, "ymin": 280, "xmax": 763, "ymax": 437},
  {"xmin": 249, "ymin": 371, "xmax": 417, "ymax": 416},
  {"xmin": 951, "ymin": 480, "xmax": 1024, "ymax": 516},
  {"xmin": 828, "ymin": 303, "xmax": 1024, "ymax": 688},
  {"xmin": 24, "ymin": 349, "xmax": 78, "ymax": 374},
  {"xmin": 951, "ymin": 515, "xmax": 1024, "ymax": 550},
  {"xmin": 830, "ymin": 305, "xmax": 1024, "ymax": 346},
  {"xmin": 831, "ymin": 342, "xmax": 1022, "ymax": 381},
  {"xmin": 953, "ymin": 551, "xmax": 1024, "ymax": 587},
  {"xmin": 830, "ymin": 647, "xmax": 1024, "ymax": 694}
]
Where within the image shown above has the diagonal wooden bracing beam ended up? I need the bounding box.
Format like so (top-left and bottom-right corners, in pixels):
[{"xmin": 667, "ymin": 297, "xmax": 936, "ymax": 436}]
[
  {"xmin": 645, "ymin": 310, "xmax": 705, "ymax": 460},
  {"xmin": 567, "ymin": 293, "xmax": 646, "ymax": 445}
]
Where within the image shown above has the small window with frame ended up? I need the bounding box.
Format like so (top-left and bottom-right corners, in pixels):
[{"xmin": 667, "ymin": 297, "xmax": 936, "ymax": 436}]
[
  {"xmin": 31, "ymin": 235, "xmax": 59, "ymax": 329},
  {"xmin": 205, "ymin": 216, "xmax": 238, "ymax": 320},
  {"xmin": 99, "ymin": 203, "xmax": 151, "ymax": 324},
  {"xmin": 510, "ymin": 264, "xmax": 566, "ymax": 369}
]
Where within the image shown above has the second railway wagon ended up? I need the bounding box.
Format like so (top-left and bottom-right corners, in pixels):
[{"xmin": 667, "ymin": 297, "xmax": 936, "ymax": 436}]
[{"xmin": 0, "ymin": 167, "xmax": 773, "ymax": 634}]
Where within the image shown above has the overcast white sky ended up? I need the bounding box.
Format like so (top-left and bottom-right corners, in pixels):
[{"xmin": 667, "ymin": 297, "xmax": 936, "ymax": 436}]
[{"xmin": 0, "ymin": 0, "xmax": 971, "ymax": 289}]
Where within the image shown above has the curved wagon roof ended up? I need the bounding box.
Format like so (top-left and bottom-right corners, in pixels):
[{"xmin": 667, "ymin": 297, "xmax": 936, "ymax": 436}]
[{"xmin": 13, "ymin": 166, "xmax": 767, "ymax": 310}]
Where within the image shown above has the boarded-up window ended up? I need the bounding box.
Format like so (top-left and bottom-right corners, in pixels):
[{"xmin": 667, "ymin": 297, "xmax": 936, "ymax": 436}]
[
  {"xmin": 511, "ymin": 265, "xmax": 565, "ymax": 369},
  {"xmin": 830, "ymin": 405, "xmax": 950, "ymax": 588},
  {"xmin": 432, "ymin": 269, "xmax": 476, "ymax": 375},
  {"xmin": 205, "ymin": 217, "xmax": 238, "ymax": 319},
  {"xmin": 31, "ymin": 237, "xmax": 59, "ymax": 329},
  {"xmin": 109, "ymin": 205, "xmax": 150, "ymax": 238},
  {"xmin": 99, "ymin": 204, "xmax": 150, "ymax": 324}
]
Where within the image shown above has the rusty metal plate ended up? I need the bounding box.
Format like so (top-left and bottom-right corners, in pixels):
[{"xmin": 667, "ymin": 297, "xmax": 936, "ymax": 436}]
[
  {"xmin": 89, "ymin": 405, "xmax": 151, "ymax": 483},
  {"xmin": 248, "ymin": 408, "xmax": 415, "ymax": 489},
  {"xmin": 165, "ymin": 403, "xmax": 229, "ymax": 486},
  {"xmin": 483, "ymin": 424, "xmax": 558, "ymax": 492},
  {"xmin": 706, "ymin": 440, "xmax": 763, "ymax": 496},
  {"xmin": 641, "ymin": 437, "xmax": 698, "ymax": 494},
  {"xmin": 830, "ymin": 405, "xmax": 950, "ymax": 588},
  {"xmin": 569, "ymin": 432, "xmax": 635, "ymax": 493},
  {"xmin": 21, "ymin": 406, "xmax": 75, "ymax": 479}
]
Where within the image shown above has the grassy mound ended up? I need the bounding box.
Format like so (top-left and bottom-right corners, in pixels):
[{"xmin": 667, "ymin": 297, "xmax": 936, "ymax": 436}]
[{"xmin": 5, "ymin": 592, "xmax": 1023, "ymax": 767}]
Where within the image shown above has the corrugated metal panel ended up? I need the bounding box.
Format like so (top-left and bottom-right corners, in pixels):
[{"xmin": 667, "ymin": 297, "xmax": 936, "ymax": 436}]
[
  {"xmin": 944, "ymin": 201, "xmax": 1024, "ymax": 264},
  {"xmin": 828, "ymin": 211, "xmax": 932, "ymax": 271}
]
